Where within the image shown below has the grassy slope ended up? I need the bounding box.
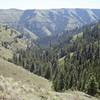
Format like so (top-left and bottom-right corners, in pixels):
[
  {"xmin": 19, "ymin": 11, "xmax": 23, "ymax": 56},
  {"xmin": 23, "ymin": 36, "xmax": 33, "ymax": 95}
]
[
  {"xmin": 0, "ymin": 57, "xmax": 51, "ymax": 100},
  {"xmin": 0, "ymin": 24, "xmax": 99, "ymax": 99},
  {"xmin": 0, "ymin": 58, "xmax": 51, "ymax": 90},
  {"xmin": 0, "ymin": 58, "xmax": 99, "ymax": 100},
  {"xmin": 0, "ymin": 24, "xmax": 27, "ymax": 60}
]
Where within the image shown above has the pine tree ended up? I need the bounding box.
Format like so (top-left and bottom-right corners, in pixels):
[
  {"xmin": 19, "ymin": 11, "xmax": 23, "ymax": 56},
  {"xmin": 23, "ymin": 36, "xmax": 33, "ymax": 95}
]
[
  {"xmin": 44, "ymin": 65, "xmax": 51, "ymax": 79},
  {"xmin": 53, "ymin": 72, "xmax": 65, "ymax": 91},
  {"xmin": 30, "ymin": 63, "xmax": 34, "ymax": 72},
  {"xmin": 85, "ymin": 74, "xmax": 99, "ymax": 96}
]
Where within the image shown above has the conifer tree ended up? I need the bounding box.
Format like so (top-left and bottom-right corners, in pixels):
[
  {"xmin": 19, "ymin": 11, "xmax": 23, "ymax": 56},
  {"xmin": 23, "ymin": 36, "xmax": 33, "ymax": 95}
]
[{"xmin": 85, "ymin": 74, "xmax": 99, "ymax": 96}]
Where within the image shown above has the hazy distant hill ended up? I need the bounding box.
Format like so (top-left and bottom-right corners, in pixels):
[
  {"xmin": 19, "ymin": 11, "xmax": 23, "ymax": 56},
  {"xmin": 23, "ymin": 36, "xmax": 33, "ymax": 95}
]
[
  {"xmin": 0, "ymin": 9, "xmax": 23, "ymax": 27},
  {"xmin": 0, "ymin": 9, "xmax": 100, "ymax": 38}
]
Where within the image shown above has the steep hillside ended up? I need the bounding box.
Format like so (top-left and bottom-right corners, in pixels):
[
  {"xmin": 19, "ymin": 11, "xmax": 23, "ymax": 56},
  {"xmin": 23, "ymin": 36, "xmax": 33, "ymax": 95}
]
[
  {"xmin": 0, "ymin": 58, "xmax": 51, "ymax": 100},
  {"xmin": 0, "ymin": 58, "xmax": 99, "ymax": 100},
  {"xmin": 0, "ymin": 58, "xmax": 51, "ymax": 90},
  {"xmin": 0, "ymin": 24, "xmax": 29, "ymax": 60},
  {"xmin": 0, "ymin": 9, "xmax": 100, "ymax": 38}
]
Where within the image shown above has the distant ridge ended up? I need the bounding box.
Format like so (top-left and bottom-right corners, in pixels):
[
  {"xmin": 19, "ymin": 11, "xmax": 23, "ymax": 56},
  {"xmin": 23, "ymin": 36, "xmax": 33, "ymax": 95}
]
[{"xmin": 0, "ymin": 9, "xmax": 100, "ymax": 38}]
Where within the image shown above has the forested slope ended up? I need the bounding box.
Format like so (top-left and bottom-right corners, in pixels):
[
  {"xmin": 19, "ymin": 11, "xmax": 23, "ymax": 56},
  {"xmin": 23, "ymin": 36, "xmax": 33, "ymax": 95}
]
[{"xmin": 12, "ymin": 22, "xmax": 100, "ymax": 98}]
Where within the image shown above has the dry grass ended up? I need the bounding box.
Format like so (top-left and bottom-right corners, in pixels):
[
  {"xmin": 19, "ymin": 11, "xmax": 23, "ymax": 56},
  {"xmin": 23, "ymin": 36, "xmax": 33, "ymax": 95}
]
[
  {"xmin": 0, "ymin": 24, "xmax": 28, "ymax": 60},
  {"xmin": 0, "ymin": 58, "xmax": 99, "ymax": 100},
  {"xmin": 0, "ymin": 75, "xmax": 99, "ymax": 100},
  {"xmin": 0, "ymin": 58, "xmax": 51, "ymax": 91}
]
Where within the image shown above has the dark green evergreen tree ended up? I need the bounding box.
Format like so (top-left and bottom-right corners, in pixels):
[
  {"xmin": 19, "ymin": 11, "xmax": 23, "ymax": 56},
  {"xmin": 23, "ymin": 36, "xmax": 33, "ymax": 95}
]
[{"xmin": 85, "ymin": 74, "xmax": 99, "ymax": 96}]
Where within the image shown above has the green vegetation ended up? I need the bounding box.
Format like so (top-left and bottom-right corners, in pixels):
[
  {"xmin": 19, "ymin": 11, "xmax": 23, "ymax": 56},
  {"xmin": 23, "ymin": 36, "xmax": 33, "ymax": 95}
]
[
  {"xmin": 85, "ymin": 74, "xmax": 99, "ymax": 96},
  {"xmin": 12, "ymin": 22, "xmax": 100, "ymax": 98},
  {"xmin": 0, "ymin": 9, "xmax": 100, "ymax": 100}
]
